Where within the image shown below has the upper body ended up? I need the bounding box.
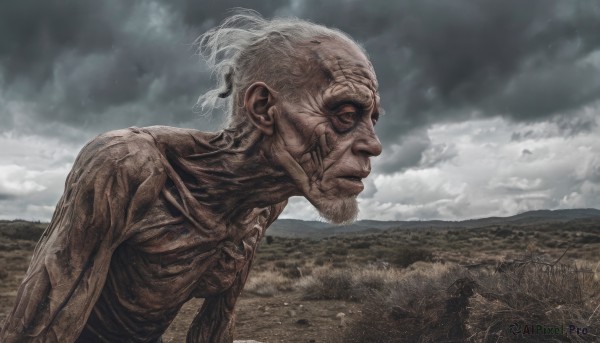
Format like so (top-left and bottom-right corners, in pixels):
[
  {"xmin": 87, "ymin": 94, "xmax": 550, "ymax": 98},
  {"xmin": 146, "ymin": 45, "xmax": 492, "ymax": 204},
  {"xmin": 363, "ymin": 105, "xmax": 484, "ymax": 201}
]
[
  {"xmin": 74, "ymin": 126, "xmax": 288, "ymax": 341},
  {"xmin": 2, "ymin": 125, "xmax": 287, "ymax": 342},
  {"xmin": 0, "ymin": 11, "xmax": 383, "ymax": 343}
]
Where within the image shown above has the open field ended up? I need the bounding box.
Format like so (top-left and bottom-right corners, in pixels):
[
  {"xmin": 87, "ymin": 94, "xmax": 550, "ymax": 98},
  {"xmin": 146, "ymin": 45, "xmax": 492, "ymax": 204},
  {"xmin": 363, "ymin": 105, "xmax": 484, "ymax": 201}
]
[{"xmin": 1, "ymin": 216, "xmax": 599, "ymax": 342}]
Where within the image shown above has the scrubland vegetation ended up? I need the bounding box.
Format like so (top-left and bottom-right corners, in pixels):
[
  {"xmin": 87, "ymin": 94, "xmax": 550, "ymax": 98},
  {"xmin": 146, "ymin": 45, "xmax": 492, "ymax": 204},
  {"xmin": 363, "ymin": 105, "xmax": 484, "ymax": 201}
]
[
  {"xmin": 246, "ymin": 219, "xmax": 600, "ymax": 342},
  {"xmin": 1, "ymin": 218, "xmax": 599, "ymax": 342}
]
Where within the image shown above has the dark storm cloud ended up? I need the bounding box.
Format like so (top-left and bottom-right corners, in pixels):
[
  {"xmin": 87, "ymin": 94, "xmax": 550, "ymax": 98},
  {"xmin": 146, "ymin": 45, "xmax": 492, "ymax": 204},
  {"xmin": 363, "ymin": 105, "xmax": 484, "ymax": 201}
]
[
  {"xmin": 0, "ymin": 1, "xmax": 127, "ymax": 86},
  {"xmin": 373, "ymin": 129, "xmax": 430, "ymax": 174},
  {"xmin": 0, "ymin": 193, "xmax": 16, "ymax": 201},
  {"xmin": 553, "ymin": 112, "xmax": 598, "ymax": 136},
  {"xmin": 2, "ymin": 0, "xmax": 600, "ymax": 150},
  {"xmin": 0, "ymin": 0, "xmax": 291, "ymax": 141},
  {"xmin": 374, "ymin": 131, "xmax": 458, "ymax": 174},
  {"xmin": 3, "ymin": 1, "xmax": 600, "ymax": 222},
  {"xmin": 293, "ymin": 0, "xmax": 600, "ymax": 144},
  {"xmin": 172, "ymin": 0, "xmax": 286, "ymax": 27},
  {"xmin": 1, "ymin": 0, "xmax": 197, "ymax": 138}
]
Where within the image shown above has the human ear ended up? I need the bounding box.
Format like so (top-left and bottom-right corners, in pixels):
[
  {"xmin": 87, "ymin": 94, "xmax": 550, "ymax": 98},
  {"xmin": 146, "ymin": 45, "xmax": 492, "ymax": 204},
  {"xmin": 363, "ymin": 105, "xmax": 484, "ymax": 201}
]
[{"xmin": 244, "ymin": 82, "xmax": 277, "ymax": 135}]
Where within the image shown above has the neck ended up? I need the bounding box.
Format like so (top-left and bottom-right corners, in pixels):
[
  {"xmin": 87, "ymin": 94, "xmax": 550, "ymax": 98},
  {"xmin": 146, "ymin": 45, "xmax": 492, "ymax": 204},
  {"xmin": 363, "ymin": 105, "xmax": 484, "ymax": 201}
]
[{"xmin": 183, "ymin": 120, "xmax": 298, "ymax": 221}]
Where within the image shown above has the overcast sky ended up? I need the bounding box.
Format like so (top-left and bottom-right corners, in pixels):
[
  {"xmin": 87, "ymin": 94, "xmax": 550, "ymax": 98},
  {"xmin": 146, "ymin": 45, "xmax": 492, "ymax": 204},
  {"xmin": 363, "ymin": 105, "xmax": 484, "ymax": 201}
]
[{"xmin": 1, "ymin": 0, "xmax": 600, "ymax": 222}]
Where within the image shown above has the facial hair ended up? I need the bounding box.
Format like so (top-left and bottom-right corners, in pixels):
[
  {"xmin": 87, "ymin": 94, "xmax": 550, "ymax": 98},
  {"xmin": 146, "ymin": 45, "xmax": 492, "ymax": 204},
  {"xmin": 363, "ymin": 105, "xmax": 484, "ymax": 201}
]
[{"xmin": 316, "ymin": 196, "xmax": 358, "ymax": 225}]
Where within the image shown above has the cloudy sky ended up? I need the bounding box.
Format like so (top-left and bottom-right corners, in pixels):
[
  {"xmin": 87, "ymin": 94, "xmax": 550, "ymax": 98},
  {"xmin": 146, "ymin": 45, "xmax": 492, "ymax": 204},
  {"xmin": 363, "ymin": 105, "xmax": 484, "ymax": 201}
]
[{"xmin": 1, "ymin": 0, "xmax": 600, "ymax": 222}]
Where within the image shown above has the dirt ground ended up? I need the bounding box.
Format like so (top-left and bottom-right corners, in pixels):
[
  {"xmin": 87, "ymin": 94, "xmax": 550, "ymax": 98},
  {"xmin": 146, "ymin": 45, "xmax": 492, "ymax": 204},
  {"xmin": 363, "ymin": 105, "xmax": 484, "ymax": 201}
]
[{"xmin": 163, "ymin": 295, "xmax": 359, "ymax": 342}]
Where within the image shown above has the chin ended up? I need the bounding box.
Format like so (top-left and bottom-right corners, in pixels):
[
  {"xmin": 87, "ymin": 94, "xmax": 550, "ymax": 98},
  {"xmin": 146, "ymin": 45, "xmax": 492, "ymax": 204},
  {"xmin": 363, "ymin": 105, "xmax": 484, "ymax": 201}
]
[{"xmin": 314, "ymin": 195, "xmax": 359, "ymax": 225}]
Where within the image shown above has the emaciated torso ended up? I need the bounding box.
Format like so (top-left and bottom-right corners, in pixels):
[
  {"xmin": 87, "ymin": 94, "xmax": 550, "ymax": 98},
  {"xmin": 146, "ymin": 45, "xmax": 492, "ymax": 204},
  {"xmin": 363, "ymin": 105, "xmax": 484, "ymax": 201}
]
[{"xmin": 75, "ymin": 126, "xmax": 282, "ymax": 342}]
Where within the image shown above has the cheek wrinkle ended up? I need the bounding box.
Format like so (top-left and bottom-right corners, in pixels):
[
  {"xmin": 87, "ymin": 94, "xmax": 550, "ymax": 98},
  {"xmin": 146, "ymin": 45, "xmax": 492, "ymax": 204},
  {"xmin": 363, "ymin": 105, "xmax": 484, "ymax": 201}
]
[
  {"xmin": 319, "ymin": 133, "xmax": 330, "ymax": 158},
  {"xmin": 316, "ymin": 144, "xmax": 324, "ymax": 169}
]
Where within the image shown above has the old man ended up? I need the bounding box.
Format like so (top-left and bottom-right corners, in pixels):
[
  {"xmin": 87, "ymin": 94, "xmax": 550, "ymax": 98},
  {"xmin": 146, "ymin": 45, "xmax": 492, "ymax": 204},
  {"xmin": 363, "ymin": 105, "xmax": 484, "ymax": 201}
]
[{"xmin": 1, "ymin": 11, "xmax": 382, "ymax": 343}]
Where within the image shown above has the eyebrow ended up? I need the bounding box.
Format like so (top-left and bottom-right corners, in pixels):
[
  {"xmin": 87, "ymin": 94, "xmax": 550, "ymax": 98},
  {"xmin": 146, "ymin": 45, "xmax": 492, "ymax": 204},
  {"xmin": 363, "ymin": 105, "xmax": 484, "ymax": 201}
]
[
  {"xmin": 327, "ymin": 93, "xmax": 384, "ymax": 119},
  {"xmin": 327, "ymin": 91, "xmax": 375, "ymax": 109}
]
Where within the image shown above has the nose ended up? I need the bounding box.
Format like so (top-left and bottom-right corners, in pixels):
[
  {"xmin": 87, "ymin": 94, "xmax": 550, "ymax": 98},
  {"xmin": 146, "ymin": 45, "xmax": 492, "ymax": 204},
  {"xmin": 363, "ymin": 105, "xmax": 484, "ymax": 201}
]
[{"xmin": 352, "ymin": 126, "xmax": 383, "ymax": 157}]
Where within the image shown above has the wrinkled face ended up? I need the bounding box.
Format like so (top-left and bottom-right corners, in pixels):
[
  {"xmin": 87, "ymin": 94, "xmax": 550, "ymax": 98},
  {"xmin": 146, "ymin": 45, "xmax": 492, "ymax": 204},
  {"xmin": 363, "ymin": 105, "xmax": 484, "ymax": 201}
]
[{"xmin": 270, "ymin": 39, "xmax": 383, "ymax": 224}]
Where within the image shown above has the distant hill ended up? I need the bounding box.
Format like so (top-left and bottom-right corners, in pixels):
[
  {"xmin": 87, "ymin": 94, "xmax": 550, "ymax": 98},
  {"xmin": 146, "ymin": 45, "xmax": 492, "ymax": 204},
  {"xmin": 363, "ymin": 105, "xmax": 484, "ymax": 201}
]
[
  {"xmin": 268, "ymin": 208, "xmax": 600, "ymax": 237},
  {"xmin": 2, "ymin": 209, "xmax": 600, "ymax": 241}
]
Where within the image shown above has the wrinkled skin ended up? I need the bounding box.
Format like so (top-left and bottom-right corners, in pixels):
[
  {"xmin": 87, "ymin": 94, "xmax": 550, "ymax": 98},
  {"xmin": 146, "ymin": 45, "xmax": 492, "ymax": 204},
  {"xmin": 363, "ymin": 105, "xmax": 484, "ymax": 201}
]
[
  {"xmin": 266, "ymin": 39, "xmax": 382, "ymax": 223},
  {"xmin": 0, "ymin": 38, "xmax": 382, "ymax": 343}
]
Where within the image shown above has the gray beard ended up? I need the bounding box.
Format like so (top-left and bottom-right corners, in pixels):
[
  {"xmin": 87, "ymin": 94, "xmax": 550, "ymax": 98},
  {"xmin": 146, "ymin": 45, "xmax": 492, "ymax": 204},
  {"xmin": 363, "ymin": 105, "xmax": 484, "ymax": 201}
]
[{"xmin": 316, "ymin": 196, "xmax": 359, "ymax": 225}]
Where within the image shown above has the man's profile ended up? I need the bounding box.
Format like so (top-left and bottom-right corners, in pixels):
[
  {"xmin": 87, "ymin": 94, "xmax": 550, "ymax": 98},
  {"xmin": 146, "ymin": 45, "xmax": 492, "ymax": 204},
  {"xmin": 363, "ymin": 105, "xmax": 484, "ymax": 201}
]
[{"xmin": 1, "ymin": 10, "xmax": 382, "ymax": 343}]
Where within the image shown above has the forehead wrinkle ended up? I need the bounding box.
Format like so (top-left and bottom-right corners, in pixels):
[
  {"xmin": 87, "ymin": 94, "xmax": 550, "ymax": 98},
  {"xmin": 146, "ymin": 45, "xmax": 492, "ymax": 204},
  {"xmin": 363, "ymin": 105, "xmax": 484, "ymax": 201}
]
[
  {"xmin": 311, "ymin": 43, "xmax": 378, "ymax": 89},
  {"xmin": 306, "ymin": 41, "xmax": 381, "ymax": 116},
  {"xmin": 324, "ymin": 83, "xmax": 375, "ymax": 110},
  {"xmin": 327, "ymin": 57, "xmax": 377, "ymax": 92}
]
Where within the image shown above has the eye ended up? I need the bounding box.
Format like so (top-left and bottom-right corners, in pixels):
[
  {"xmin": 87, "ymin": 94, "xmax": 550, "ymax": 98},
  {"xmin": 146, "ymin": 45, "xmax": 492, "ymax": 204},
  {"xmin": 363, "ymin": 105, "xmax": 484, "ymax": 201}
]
[{"xmin": 331, "ymin": 104, "xmax": 360, "ymax": 133}]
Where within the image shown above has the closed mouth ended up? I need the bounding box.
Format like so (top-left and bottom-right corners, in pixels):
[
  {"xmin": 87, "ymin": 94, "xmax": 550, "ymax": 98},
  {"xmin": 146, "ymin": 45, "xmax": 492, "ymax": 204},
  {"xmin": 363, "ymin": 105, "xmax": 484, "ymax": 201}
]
[{"xmin": 339, "ymin": 176, "xmax": 363, "ymax": 182}]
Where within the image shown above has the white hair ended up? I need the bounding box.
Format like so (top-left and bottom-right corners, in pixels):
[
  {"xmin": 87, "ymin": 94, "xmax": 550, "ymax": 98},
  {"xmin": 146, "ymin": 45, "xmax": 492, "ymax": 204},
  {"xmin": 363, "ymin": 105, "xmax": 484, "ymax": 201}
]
[{"xmin": 194, "ymin": 9, "xmax": 364, "ymax": 125}]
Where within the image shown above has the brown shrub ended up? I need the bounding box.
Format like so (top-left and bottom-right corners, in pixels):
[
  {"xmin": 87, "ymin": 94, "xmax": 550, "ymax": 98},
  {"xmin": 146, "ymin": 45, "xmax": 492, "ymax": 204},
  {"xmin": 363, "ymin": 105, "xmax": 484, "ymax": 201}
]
[
  {"xmin": 337, "ymin": 263, "xmax": 471, "ymax": 342},
  {"xmin": 390, "ymin": 247, "xmax": 433, "ymax": 268},
  {"xmin": 467, "ymin": 262, "xmax": 599, "ymax": 342},
  {"xmin": 328, "ymin": 245, "xmax": 349, "ymax": 256},
  {"xmin": 300, "ymin": 268, "xmax": 355, "ymax": 301},
  {"xmin": 274, "ymin": 261, "xmax": 287, "ymax": 269},
  {"xmin": 265, "ymin": 235, "xmax": 274, "ymax": 245},
  {"xmin": 0, "ymin": 220, "xmax": 46, "ymax": 241},
  {"xmin": 243, "ymin": 270, "xmax": 294, "ymax": 297},
  {"xmin": 349, "ymin": 242, "xmax": 371, "ymax": 249},
  {"xmin": 337, "ymin": 260, "xmax": 600, "ymax": 343},
  {"xmin": 299, "ymin": 267, "xmax": 400, "ymax": 302},
  {"xmin": 313, "ymin": 257, "xmax": 325, "ymax": 266}
]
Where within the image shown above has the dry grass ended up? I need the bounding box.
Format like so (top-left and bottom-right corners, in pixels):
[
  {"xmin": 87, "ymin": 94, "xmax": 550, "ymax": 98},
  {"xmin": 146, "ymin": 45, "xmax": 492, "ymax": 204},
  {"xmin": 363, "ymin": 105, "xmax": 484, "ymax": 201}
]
[
  {"xmin": 243, "ymin": 270, "xmax": 295, "ymax": 297},
  {"xmin": 335, "ymin": 259, "xmax": 599, "ymax": 343},
  {"xmin": 298, "ymin": 268, "xmax": 355, "ymax": 301},
  {"xmin": 1, "ymin": 218, "xmax": 598, "ymax": 342},
  {"xmin": 298, "ymin": 266, "xmax": 401, "ymax": 302},
  {"xmin": 467, "ymin": 260, "xmax": 599, "ymax": 342}
]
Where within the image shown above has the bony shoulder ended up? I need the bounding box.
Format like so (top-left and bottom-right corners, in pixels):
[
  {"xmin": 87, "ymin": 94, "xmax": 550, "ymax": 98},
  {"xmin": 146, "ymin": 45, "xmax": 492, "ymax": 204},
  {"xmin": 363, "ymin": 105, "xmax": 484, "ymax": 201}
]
[
  {"xmin": 86, "ymin": 127, "xmax": 161, "ymax": 153},
  {"xmin": 76, "ymin": 126, "xmax": 167, "ymax": 177},
  {"xmin": 92, "ymin": 126, "xmax": 155, "ymax": 142}
]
